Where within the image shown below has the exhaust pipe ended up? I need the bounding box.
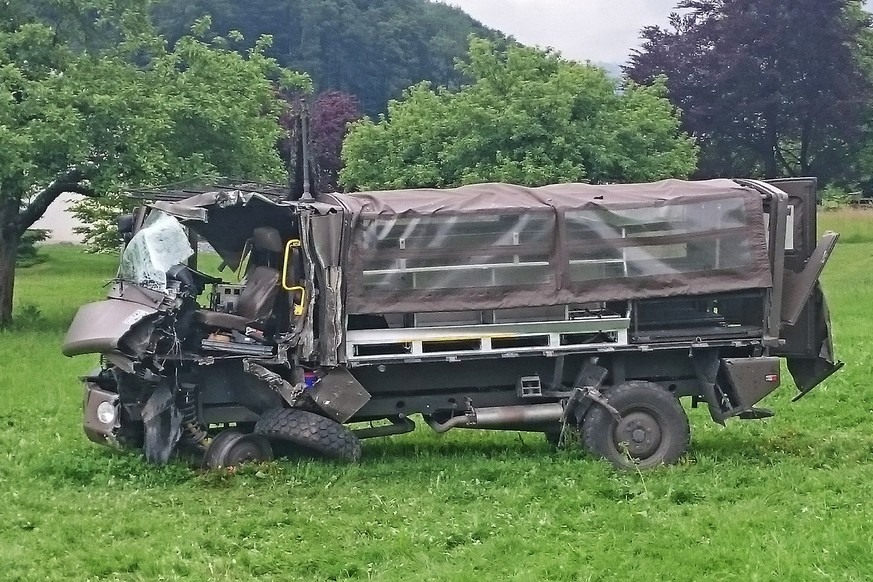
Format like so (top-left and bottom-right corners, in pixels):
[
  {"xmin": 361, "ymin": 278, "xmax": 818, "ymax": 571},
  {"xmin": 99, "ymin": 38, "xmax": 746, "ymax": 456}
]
[
  {"xmin": 426, "ymin": 403, "xmax": 564, "ymax": 434},
  {"xmin": 353, "ymin": 415, "xmax": 416, "ymax": 439}
]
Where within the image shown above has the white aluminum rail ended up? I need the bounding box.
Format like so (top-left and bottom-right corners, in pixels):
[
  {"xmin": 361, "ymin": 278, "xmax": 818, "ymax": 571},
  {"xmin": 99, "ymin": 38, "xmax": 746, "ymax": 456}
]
[{"xmin": 346, "ymin": 315, "xmax": 630, "ymax": 363}]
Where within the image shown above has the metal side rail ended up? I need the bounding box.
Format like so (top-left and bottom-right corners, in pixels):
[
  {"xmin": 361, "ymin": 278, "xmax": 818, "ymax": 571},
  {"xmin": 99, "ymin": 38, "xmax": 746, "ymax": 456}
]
[{"xmin": 346, "ymin": 316, "xmax": 630, "ymax": 363}]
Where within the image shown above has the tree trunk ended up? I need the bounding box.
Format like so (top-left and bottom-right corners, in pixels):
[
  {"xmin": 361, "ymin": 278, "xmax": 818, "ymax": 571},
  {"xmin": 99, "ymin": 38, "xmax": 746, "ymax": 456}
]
[
  {"xmin": 0, "ymin": 166, "xmax": 94, "ymax": 328},
  {"xmin": 0, "ymin": 229, "xmax": 19, "ymax": 329}
]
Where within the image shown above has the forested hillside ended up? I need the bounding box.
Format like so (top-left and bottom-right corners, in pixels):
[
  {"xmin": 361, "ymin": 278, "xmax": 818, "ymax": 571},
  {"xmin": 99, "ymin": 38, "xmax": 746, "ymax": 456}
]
[{"xmin": 153, "ymin": 0, "xmax": 506, "ymax": 113}]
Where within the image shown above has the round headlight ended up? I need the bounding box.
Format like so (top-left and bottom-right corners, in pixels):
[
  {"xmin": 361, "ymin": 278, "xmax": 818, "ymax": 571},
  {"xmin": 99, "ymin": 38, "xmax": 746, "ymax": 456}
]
[{"xmin": 96, "ymin": 401, "xmax": 118, "ymax": 425}]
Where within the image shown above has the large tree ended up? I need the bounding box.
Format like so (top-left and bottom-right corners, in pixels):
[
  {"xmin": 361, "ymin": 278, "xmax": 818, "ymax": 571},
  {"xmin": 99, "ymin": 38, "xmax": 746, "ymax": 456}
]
[
  {"xmin": 309, "ymin": 91, "xmax": 362, "ymax": 192},
  {"xmin": 152, "ymin": 0, "xmax": 507, "ymax": 115},
  {"xmin": 0, "ymin": 1, "xmax": 308, "ymax": 327},
  {"xmin": 340, "ymin": 39, "xmax": 698, "ymax": 191},
  {"xmin": 626, "ymin": 0, "xmax": 871, "ymax": 182}
]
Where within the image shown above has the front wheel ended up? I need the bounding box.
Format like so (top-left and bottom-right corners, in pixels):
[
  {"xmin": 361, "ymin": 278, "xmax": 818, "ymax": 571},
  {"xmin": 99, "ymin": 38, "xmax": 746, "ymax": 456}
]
[
  {"xmin": 255, "ymin": 408, "xmax": 362, "ymax": 462},
  {"xmin": 582, "ymin": 381, "xmax": 690, "ymax": 469},
  {"xmin": 202, "ymin": 429, "xmax": 274, "ymax": 469}
]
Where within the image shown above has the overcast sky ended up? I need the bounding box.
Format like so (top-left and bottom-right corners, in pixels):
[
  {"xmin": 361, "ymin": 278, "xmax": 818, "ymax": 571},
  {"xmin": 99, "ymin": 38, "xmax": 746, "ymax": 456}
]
[{"xmin": 447, "ymin": 0, "xmax": 680, "ymax": 65}]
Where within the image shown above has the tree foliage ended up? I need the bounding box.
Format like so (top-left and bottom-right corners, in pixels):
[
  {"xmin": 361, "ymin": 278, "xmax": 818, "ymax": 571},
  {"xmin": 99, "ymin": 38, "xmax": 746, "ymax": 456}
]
[
  {"xmin": 309, "ymin": 91, "xmax": 362, "ymax": 192},
  {"xmin": 0, "ymin": 0, "xmax": 309, "ymax": 327},
  {"xmin": 626, "ymin": 0, "xmax": 872, "ymax": 183},
  {"xmin": 16, "ymin": 230, "xmax": 49, "ymax": 268},
  {"xmin": 151, "ymin": 0, "xmax": 507, "ymax": 114},
  {"xmin": 340, "ymin": 39, "xmax": 698, "ymax": 191}
]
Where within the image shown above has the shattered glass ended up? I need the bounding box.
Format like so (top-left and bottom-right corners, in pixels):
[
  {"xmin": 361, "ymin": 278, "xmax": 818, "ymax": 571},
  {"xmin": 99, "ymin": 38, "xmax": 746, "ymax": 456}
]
[{"xmin": 118, "ymin": 211, "xmax": 193, "ymax": 292}]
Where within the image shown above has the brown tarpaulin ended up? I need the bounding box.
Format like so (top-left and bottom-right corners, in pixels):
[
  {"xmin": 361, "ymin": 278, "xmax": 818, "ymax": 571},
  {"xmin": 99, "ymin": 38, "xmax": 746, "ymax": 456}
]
[{"xmin": 321, "ymin": 179, "xmax": 772, "ymax": 314}]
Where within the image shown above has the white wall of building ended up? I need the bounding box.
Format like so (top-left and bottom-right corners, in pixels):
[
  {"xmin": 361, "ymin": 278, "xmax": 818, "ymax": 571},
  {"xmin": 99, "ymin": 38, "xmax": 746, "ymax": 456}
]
[{"xmin": 31, "ymin": 194, "xmax": 85, "ymax": 243}]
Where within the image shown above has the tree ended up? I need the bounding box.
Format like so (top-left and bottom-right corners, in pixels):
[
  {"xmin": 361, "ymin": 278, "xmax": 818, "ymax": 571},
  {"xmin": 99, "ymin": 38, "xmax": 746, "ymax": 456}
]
[
  {"xmin": 276, "ymin": 90, "xmax": 362, "ymax": 195},
  {"xmin": 151, "ymin": 0, "xmax": 508, "ymax": 114},
  {"xmin": 340, "ymin": 39, "xmax": 698, "ymax": 191},
  {"xmin": 626, "ymin": 0, "xmax": 871, "ymax": 183},
  {"xmin": 0, "ymin": 1, "xmax": 309, "ymax": 327},
  {"xmin": 310, "ymin": 91, "xmax": 362, "ymax": 192}
]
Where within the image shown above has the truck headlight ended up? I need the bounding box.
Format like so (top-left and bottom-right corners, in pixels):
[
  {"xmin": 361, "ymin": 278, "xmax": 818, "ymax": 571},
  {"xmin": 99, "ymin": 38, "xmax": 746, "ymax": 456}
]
[{"xmin": 96, "ymin": 401, "xmax": 118, "ymax": 425}]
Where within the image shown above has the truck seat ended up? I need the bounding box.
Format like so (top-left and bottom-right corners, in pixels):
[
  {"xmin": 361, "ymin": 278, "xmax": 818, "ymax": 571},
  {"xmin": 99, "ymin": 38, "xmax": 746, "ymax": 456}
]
[
  {"xmin": 196, "ymin": 266, "xmax": 281, "ymax": 333},
  {"xmin": 196, "ymin": 226, "xmax": 286, "ymax": 334}
]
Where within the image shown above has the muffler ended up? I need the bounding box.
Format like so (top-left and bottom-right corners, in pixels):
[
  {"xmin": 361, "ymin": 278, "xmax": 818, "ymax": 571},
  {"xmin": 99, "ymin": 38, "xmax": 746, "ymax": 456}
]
[{"xmin": 426, "ymin": 403, "xmax": 564, "ymax": 433}]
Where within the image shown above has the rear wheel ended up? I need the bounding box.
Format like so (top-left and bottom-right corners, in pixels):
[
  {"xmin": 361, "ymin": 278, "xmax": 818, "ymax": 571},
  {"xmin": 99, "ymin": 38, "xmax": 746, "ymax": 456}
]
[
  {"xmin": 202, "ymin": 429, "xmax": 273, "ymax": 469},
  {"xmin": 544, "ymin": 430, "xmax": 561, "ymax": 447},
  {"xmin": 255, "ymin": 408, "xmax": 362, "ymax": 462},
  {"xmin": 544, "ymin": 425, "xmax": 581, "ymax": 448},
  {"xmin": 582, "ymin": 381, "xmax": 690, "ymax": 469}
]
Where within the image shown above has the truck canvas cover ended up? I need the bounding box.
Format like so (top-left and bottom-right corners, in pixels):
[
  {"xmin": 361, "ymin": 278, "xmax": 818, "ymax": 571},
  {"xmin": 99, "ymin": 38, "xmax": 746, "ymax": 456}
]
[{"xmin": 324, "ymin": 179, "xmax": 771, "ymax": 314}]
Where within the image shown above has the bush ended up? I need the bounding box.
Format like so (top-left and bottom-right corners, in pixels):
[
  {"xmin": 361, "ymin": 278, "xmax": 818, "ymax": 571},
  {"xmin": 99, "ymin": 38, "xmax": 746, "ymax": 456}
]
[
  {"xmin": 819, "ymin": 185, "xmax": 854, "ymax": 209},
  {"xmin": 16, "ymin": 229, "xmax": 49, "ymax": 267}
]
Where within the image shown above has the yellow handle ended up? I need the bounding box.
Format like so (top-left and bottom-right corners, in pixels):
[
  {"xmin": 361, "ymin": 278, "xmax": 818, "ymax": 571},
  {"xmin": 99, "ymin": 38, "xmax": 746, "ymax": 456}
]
[
  {"xmin": 281, "ymin": 239, "xmax": 302, "ymax": 291},
  {"xmin": 287, "ymin": 286, "xmax": 306, "ymax": 316},
  {"xmin": 281, "ymin": 239, "xmax": 305, "ymax": 315}
]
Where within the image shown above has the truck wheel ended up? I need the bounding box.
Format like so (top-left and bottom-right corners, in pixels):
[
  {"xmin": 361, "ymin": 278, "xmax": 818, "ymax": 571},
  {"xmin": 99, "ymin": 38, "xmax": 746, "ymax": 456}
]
[
  {"xmin": 255, "ymin": 408, "xmax": 362, "ymax": 463},
  {"xmin": 202, "ymin": 429, "xmax": 273, "ymax": 469},
  {"xmin": 544, "ymin": 425, "xmax": 581, "ymax": 448},
  {"xmin": 582, "ymin": 381, "xmax": 690, "ymax": 469},
  {"xmin": 544, "ymin": 430, "xmax": 561, "ymax": 447}
]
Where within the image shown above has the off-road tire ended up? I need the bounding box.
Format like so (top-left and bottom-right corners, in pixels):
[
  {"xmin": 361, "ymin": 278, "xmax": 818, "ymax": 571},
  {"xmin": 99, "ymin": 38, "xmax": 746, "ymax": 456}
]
[
  {"xmin": 255, "ymin": 408, "xmax": 362, "ymax": 462},
  {"xmin": 544, "ymin": 425, "xmax": 582, "ymax": 448},
  {"xmin": 582, "ymin": 381, "xmax": 690, "ymax": 470},
  {"xmin": 544, "ymin": 430, "xmax": 561, "ymax": 447}
]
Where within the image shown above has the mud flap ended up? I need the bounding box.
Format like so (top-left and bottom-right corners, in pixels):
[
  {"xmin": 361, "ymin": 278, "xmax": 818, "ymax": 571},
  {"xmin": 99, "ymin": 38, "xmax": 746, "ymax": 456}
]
[
  {"xmin": 691, "ymin": 349, "xmax": 735, "ymax": 424},
  {"xmin": 781, "ymin": 232, "xmax": 839, "ymax": 326},
  {"xmin": 309, "ymin": 368, "xmax": 371, "ymax": 423},
  {"xmin": 787, "ymin": 292, "xmax": 843, "ymax": 401},
  {"xmin": 788, "ymin": 358, "xmax": 844, "ymax": 401},
  {"xmin": 141, "ymin": 384, "xmax": 183, "ymax": 464}
]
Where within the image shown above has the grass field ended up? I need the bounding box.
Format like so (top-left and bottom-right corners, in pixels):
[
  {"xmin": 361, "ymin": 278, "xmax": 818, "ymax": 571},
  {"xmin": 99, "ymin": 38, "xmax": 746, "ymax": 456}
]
[{"xmin": 2, "ymin": 211, "xmax": 873, "ymax": 581}]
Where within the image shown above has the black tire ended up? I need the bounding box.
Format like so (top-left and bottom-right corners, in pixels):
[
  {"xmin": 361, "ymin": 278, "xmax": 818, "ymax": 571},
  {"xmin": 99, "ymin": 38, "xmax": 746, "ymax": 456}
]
[
  {"xmin": 202, "ymin": 429, "xmax": 274, "ymax": 469},
  {"xmin": 582, "ymin": 381, "xmax": 690, "ymax": 469},
  {"xmin": 544, "ymin": 425, "xmax": 581, "ymax": 448},
  {"xmin": 255, "ymin": 408, "xmax": 362, "ymax": 462},
  {"xmin": 544, "ymin": 430, "xmax": 561, "ymax": 447}
]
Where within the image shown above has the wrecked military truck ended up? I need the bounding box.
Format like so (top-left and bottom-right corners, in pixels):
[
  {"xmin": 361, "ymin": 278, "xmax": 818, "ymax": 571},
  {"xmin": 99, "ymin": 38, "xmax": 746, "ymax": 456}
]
[{"xmin": 62, "ymin": 178, "xmax": 841, "ymax": 469}]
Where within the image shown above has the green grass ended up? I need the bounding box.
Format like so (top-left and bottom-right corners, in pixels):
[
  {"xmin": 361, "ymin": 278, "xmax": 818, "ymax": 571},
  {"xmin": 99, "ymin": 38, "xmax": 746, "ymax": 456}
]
[
  {"xmin": 820, "ymin": 206, "xmax": 873, "ymax": 243},
  {"xmin": 3, "ymin": 229, "xmax": 873, "ymax": 581}
]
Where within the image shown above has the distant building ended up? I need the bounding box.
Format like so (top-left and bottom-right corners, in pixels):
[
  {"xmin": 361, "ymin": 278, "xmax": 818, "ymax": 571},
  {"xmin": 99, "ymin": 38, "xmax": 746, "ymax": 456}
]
[{"xmin": 32, "ymin": 194, "xmax": 85, "ymax": 243}]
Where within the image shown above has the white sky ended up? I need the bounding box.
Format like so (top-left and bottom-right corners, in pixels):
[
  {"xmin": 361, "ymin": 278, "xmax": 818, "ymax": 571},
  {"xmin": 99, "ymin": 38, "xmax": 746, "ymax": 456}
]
[{"xmin": 447, "ymin": 0, "xmax": 680, "ymax": 64}]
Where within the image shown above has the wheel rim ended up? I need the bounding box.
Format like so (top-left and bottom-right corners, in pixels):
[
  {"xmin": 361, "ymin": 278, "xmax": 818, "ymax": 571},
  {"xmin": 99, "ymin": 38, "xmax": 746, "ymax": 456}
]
[
  {"xmin": 613, "ymin": 409, "xmax": 664, "ymax": 460},
  {"xmin": 224, "ymin": 434, "xmax": 273, "ymax": 466},
  {"xmin": 203, "ymin": 431, "xmax": 272, "ymax": 469}
]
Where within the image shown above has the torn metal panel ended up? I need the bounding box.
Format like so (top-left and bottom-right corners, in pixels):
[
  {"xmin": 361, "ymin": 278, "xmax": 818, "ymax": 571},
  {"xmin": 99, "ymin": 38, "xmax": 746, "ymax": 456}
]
[
  {"xmin": 787, "ymin": 287, "xmax": 844, "ymax": 398},
  {"xmin": 297, "ymin": 209, "xmax": 318, "ymax": 361},
  {"xmin": 319, "ymin": 267, "xmax": 345, "ymax": 366},
  {"xmin": 309, "ymin": 368, "xmax": 371, "ymax": 423},
  {"xmin": 153, "ymin": 190, "xmax": 300, "ymax": 271},
  {"xmin": 107, "ymin": 281, "xmax": 169, "ymax": 309},
  {"xmin": 781, "ymin": 232, "xmax": 839, "ymax": 326},
  {"xmin": 691, "ymin": 348, "xmax": 731, "ymax": 424},
  {"xmin": 62, "ymin": 299, "xmax": 158, "ymax": 357},
  {"xmin": 141, "ymin": 383, "xmax": 182, "ymax": 465},
  {"xmin": 307, "ymin": 209, "xmax": 349, "ymax": 366},
  {"xmin": 243, "ymin": 360, "xmax": 303, "ymax": 406}
]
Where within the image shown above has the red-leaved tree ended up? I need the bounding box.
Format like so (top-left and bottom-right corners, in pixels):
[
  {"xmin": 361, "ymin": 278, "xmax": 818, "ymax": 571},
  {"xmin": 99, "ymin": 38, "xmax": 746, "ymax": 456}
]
[{"xmin": 311, "ymin": 91, "xmax": 362, "ymax": 192}]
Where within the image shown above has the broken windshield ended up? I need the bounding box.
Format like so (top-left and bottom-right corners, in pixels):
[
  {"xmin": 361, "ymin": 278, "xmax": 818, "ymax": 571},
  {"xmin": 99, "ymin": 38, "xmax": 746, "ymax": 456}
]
[{"xmin": 118, "ymin": 211, "xmax": 194, "ymax": 292}]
